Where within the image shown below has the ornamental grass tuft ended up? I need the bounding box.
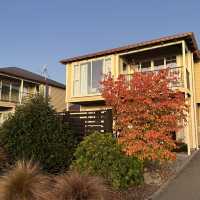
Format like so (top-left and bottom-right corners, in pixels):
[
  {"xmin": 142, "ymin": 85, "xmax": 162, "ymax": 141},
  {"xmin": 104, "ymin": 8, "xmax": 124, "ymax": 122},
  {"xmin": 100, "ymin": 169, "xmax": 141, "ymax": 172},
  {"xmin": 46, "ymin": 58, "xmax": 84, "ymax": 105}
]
[{"xmin": 0, "ymin": 160, "xmax": 51, "ymax": 200}]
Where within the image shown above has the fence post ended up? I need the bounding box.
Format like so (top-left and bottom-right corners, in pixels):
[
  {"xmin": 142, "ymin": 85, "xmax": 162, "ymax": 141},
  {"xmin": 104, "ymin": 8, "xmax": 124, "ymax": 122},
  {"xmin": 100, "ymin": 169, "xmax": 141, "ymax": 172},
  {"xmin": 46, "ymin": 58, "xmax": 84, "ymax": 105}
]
[
  {"xmin": 104, "ymin": 109, "xmax": 113, "ymax": 133},
  {"xmin": 64, "ymin": 111, "xmax": 70, "ymax": 122}
]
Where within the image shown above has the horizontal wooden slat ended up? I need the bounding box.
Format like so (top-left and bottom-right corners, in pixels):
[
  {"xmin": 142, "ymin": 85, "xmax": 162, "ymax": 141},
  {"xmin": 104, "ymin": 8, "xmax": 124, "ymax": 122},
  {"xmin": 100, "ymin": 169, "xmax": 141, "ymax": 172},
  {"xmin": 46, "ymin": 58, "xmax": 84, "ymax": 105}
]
[{"xmin": 56, "ymin": 109, "xmax": 113, "ymax": 136}]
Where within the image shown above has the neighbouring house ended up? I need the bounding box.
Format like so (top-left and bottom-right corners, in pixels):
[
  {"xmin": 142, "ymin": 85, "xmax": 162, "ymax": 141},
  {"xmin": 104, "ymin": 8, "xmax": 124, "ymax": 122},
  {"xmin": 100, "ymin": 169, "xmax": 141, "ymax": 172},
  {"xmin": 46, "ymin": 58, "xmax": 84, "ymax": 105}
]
[
  {"xmin": 0, "ymin": 67, "xmax": 66, "ymax": 123},
  {"xmin": 60, "ymin": 32, "xmax": 200, "ymax": 154}
]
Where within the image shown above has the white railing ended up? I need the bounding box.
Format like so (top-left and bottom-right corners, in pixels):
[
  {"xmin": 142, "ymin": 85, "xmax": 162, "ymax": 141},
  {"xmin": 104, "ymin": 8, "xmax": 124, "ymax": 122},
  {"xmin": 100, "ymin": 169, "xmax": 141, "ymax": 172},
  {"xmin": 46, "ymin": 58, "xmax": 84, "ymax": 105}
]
[
  {"xmin": 124, "ymin": 66, "xmax": 184, "ymax": 88},
  {"xmin": 0, "ymin": 90, "xmax": 40, "ymax": 104}
]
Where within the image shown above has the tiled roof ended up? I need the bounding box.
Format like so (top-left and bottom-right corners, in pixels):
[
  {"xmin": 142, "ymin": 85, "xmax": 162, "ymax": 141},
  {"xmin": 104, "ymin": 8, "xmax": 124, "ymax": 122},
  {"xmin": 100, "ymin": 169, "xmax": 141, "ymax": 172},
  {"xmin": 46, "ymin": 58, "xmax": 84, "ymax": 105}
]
[
  {"xmin": 60, "ymin": 32, "xmax": 199, "ymax": 64},
  {"xmin": 0, "ymin": 67, "xmax": 65, "ymax": 89}
]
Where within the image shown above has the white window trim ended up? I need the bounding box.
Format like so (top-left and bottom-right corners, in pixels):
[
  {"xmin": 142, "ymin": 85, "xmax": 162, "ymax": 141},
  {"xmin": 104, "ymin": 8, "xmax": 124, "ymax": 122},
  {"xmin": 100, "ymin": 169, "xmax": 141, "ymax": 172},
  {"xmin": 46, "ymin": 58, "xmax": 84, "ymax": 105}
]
[
  {"xmin": 72, "ymin": 56, "xmax": 112, "ymax": 97},
  {"xmin": 137, "ymin": 55, "xmax": 177, "ymax": 72}
]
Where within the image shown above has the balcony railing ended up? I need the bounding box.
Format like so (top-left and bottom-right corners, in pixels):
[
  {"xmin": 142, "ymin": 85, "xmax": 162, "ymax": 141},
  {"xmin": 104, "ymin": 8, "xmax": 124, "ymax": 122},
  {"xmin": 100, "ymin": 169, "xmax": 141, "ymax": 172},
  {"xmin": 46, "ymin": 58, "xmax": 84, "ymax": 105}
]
[
  {"xmin": 0, "ymin": 91, "xmax": 39, "ymax": 104},
  {"xmin": 21, "ymin": 92, "xmax": 39, "ymax": 102},
  {"xmin": 124, "ymin": 66, "xmax": 184, "ymax": 88}
]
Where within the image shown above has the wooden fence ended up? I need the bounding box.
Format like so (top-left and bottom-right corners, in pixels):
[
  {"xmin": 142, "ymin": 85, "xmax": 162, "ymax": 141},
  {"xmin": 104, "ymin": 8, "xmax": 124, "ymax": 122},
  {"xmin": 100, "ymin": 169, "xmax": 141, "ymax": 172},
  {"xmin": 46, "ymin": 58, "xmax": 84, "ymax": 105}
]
[{"xmin": 57, "ymin": 109, "xmax": 113, "ymax": 136}]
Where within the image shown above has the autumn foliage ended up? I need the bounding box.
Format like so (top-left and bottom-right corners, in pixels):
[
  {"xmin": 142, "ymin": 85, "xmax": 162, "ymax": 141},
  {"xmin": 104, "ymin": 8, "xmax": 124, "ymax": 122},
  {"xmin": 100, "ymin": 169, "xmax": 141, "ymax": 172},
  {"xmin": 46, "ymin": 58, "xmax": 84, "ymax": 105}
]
[{"xmin": 101, "ymin": 69, "xmax": 188, "ymax": 162}]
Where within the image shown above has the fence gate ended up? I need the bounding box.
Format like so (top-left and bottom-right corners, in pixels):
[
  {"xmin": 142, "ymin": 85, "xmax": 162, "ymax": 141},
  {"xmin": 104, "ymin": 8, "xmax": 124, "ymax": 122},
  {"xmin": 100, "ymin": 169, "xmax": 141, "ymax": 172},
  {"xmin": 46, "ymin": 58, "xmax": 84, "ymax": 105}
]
[{"xmin": 58, "ymin": 109, "xmax": 113, "ymax": 136}]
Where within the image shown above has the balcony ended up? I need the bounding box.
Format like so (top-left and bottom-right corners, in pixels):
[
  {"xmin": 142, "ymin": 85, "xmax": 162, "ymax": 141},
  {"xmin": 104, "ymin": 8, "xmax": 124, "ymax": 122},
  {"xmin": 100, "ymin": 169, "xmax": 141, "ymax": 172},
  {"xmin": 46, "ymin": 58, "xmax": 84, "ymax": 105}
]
[
  {"xmin": 124, "ymin": 66, "xmax": 184, "ymax": 88},
  {"xmin": 0, "ymin": 78, "xmax": 41, "ymax": 105},
  {"xmin": 0, "ymin": 90, "xmax": 39, "ymax": 104},
  {"xmin": 21, "ymin": 92, "xmax": 39, "ymax": 102}
]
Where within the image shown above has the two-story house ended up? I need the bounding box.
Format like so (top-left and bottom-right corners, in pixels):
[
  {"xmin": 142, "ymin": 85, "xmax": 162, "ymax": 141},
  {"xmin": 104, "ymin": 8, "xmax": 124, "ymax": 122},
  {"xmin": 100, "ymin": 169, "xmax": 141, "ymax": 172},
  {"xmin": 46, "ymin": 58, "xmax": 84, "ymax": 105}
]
[
  {"xmin": 0, "ymin": 67, "xmax": 66, "ymax": 123},
  {"xmin": 60, "ymin": 32, "xmax": 200, "ymax": 154}
]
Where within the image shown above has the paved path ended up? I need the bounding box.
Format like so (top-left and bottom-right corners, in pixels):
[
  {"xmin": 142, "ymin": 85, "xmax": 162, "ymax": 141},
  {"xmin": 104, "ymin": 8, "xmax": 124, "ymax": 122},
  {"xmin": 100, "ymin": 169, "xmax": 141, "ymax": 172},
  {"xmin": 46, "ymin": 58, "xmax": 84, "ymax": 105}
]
[{"xmin": 154, "ymin": 150, "xmax": 200, "ymax": 200}]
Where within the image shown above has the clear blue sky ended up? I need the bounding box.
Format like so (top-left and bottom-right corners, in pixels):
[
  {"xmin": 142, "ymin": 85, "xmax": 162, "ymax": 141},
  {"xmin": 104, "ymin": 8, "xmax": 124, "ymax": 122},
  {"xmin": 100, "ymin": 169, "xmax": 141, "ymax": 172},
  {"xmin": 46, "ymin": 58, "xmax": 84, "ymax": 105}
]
[{"xmin": 0, "ymin": 0, "xmax": 200, "ymax": 84}]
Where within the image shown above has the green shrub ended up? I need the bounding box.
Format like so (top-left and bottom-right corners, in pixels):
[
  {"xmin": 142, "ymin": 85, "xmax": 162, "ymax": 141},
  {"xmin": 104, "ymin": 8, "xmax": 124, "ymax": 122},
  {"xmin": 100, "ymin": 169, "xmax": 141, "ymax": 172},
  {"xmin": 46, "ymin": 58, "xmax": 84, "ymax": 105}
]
[
  {"xmin": 72, "ymin": 132, "xmax": 143, "ymax": 189},
  {"xmin": 173, "ymin": 142, "xmax": 188, "ymax": 152},
  {"xmin": 0, "ymin": 146, "xmax": 8, "ymax": 172},
  {"xmin": 0, "ymin": 95, "xmax": 79, "ymax": 173}
]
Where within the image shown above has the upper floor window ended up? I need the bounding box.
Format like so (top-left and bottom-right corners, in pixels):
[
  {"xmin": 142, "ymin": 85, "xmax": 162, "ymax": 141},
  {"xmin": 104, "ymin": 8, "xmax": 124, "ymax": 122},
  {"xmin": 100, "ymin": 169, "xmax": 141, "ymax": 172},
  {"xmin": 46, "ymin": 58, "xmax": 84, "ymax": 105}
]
[
  {"xmin": 90, "ymin": 59, "xmax": 103, "ymax": 93},
  {"xmin": 135, "ymin": 55, "xmax": 177, "ymax": 72},
  {"xmin": 153, "ymin": 58, "xmax": 164, "ymax": 70},
  {"xmin": 141, "ymin": 61, "xmax": 151, "ymax": 72},
  {"xmin": 73, "ymin": 57, "xmax": 111, "ymax": 96},
  {"xmin": 23, "ymin": 85, "xmax": 29, "ymax": 95},
  {"xmin": 73, "ymin": 65, "xmax": 79, "ymax": 96},
  {"xmin": 0, "ymin": 80, "xmax": 20, "ymax": 102},
  {"xmin": 11, "ymin": 82, "xmax": 20, "ymax": 102},
  {"xmin": 105, "ymin": 58, "xmax": 111, "ymax": 74},
  {"xmin": 80, "ymin": 62, "xmax": 91, "ymax": 96},
  {"xmin": 1, "ymin": 81, "xmax": 10, "ymax": 101},
  {"xmin": 122, "ymin": 63, "xmax": 128, "ymax": 73},
  {"xmin": 166, "ymin": 56, "xmax": 177, "ymax": 68}
]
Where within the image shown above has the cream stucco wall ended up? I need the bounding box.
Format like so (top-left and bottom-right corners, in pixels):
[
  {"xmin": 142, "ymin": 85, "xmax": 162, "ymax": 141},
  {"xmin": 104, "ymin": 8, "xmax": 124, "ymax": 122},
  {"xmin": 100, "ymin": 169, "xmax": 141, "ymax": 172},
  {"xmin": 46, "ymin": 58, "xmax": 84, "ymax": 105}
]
[{"xmin": 194, "ymin": 62, "xmax": 200, "ymax": 103}]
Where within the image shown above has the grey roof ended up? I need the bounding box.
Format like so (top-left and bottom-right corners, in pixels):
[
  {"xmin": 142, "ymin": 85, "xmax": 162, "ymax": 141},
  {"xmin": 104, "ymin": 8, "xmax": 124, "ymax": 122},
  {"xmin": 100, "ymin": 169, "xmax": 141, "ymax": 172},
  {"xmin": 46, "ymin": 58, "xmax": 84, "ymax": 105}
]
[{"xmin": 0, "ymin": 67, "xmax": 65, "ymax": 89}]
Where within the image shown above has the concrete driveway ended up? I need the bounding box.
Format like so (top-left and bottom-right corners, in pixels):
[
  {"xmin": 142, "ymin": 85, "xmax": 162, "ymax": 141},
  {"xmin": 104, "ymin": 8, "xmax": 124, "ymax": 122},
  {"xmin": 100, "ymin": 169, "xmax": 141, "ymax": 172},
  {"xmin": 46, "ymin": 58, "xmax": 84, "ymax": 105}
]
[{"xmin": 153, "ymin": 150, "xmax": 200, "ymax": 200}]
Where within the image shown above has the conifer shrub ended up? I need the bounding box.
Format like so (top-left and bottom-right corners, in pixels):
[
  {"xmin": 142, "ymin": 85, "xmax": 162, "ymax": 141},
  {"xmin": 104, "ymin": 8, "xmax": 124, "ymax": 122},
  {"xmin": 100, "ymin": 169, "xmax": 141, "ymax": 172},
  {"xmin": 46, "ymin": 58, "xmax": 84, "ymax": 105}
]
[
  {"xmin": 0, "ymin": 146, "xmax": 8, "ymax": 172},
  {"xmin": 0, "ymin": 95, "xmax": 79, "ymax": 173}
]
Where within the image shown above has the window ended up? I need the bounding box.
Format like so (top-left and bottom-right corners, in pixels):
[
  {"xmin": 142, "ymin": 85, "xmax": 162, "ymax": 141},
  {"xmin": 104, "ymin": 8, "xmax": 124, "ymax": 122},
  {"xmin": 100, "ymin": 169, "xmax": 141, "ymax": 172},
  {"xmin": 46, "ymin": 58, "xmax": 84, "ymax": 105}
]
[
  {"xmin": 73, "ymin": 57, "xmax": 111, "ymax": 96},
  {"xmin": 166, "ymin": 56, "xmax": 177, "ymax": 68},
  {"xmin": 122, "ymin": 63, "xmax": 128, "ymax": 73},
  {"xmin": 78, "ymin": 59, "xmax": 103, "ymax": 95},
  {"xmin": 90, "ymin": 59, "xmax": 103, "ymax": 93},
  {"xmin": 23, "ymin": 86, "xmax": 29, "ymax": 95},
  {"xmin": 73, "ymin": 65, "xmax": 79, "ymax": 96},
  {"xmin": 141, "ymin": 61, "xmax": 151, "ymax": 72},
  {"xmin": 153, "ymin": 58, "xmax": 164, "ymax": 69},
  {"xmin": 1, "ymin": 81, "xmax": 10, "ymax": 101},
  {"xmin": 11, "ymin": 82, "xmax": 20, "ymax": 102},
  {"xmin": 80, "ymin": 62, "xmax": 90, "ymax": 96},
  {"xmin": 104, "ymin": 58, "xmax": 111, "ymax": 74}
]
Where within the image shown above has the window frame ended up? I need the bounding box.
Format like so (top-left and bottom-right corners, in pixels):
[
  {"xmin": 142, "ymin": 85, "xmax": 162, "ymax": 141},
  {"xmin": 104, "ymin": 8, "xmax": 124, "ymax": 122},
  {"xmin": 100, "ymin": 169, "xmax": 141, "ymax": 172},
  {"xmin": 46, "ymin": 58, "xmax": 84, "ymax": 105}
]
[
  {"xmin": 1, "ymin": 80, "xmax": 11, "ymax": 101},
  {"xmin": 136, "ymin": 55, "xmax": 177, "ymax": 72},
  {"xmin": 73, "ymin": 64, "xmax": 80, "ymax": 96},
  {"xmin": 153, "ymin": 57, "xmax": 165, "ymax": 69},
  {"xmin": 72, "ymin": 56, "xmax": 112, "ymax": 97}
]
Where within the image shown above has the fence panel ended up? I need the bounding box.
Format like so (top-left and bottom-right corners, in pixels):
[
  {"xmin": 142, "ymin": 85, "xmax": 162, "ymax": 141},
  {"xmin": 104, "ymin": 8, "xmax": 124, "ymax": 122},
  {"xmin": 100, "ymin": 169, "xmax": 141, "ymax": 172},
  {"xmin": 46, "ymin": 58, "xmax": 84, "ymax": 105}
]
[{"xmin": 57, "ymin": 109, "xmax": 113, "ymax": 136}]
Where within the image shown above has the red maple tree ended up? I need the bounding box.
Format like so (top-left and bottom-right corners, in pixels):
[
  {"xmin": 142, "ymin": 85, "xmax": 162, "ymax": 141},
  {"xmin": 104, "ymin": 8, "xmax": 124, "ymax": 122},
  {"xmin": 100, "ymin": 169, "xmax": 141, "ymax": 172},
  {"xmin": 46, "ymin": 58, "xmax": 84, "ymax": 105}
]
[{"xmin": 101, "ymin": 69, "xmax": 188, "ymax": 161}]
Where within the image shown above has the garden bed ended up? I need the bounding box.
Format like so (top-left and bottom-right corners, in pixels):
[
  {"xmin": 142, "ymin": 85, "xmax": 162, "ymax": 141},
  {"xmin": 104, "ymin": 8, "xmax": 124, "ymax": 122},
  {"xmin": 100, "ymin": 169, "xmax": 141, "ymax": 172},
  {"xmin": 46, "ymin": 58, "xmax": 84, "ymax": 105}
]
[{"xmin": 118, "ymin": 152, "xmax": 192, "ymax": 200}]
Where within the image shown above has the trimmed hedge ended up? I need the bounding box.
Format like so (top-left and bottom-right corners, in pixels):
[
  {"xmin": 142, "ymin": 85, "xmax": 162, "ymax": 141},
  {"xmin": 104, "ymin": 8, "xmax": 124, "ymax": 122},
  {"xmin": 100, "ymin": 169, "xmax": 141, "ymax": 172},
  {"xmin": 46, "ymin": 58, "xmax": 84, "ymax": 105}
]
[
  {"xmin": 0, "ymin": 95, "xmax": 79, "ymax": 173},
  {"xmin": 72, "ymin": 132, "xmax": 143, "ymax": 189}
]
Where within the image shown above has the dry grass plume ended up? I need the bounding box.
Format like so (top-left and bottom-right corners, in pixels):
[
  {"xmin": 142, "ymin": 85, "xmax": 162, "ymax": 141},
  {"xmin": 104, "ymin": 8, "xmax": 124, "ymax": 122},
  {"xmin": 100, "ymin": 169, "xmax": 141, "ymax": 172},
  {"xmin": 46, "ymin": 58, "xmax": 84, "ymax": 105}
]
[
  {"xmin": 48, "ymin": 170, "xmax": 119, "ymax": 200},
  {"xmin": 0, "ymin": 160, "xmax": 52, "ymax": 200}
]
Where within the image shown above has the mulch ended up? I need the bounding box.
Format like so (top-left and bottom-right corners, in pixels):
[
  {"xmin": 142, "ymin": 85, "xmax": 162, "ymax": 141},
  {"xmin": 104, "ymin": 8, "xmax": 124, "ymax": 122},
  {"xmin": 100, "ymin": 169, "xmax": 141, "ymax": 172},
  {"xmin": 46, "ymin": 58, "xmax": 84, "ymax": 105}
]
[{"xmin": 116, "ymin": 153, "xmax": 188, "ymax": 200}]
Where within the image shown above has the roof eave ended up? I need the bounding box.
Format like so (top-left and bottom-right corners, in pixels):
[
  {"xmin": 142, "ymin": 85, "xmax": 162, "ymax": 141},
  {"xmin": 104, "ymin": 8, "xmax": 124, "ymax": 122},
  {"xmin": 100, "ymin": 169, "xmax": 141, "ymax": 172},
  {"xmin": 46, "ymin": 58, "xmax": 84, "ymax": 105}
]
[{"xmin": 60, "ymin": 32, "xmax": 199, "ymax": 65}]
